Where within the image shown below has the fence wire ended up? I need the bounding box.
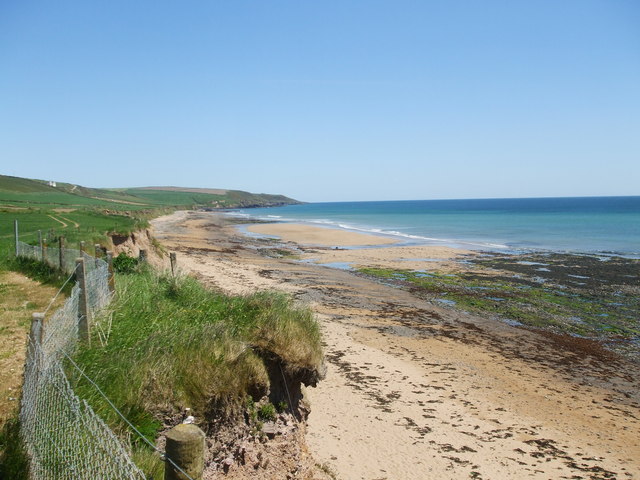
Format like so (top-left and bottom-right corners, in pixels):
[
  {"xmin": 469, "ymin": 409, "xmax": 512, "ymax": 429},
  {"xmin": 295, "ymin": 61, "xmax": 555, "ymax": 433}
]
[{"xmin": 16, "ymin": 240, "xmax": 146, "ymax": 479}]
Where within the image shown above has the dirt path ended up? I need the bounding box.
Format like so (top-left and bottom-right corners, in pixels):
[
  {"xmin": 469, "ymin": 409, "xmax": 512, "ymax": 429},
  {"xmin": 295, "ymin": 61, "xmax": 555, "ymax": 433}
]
[
  {"xmin": 0, "ymin": 271, "xmax": 64, "ymax": 428},
  {"xmin": 57, "ymin": 215, "xmax": 80, "ymax": 228},
  {"xmin": 46, "ymin": 214, "xmax": 68, "ymax": 228},
  {"xmin": 151, "ymin": 211, "xmax": 640, "ymax": 480}
]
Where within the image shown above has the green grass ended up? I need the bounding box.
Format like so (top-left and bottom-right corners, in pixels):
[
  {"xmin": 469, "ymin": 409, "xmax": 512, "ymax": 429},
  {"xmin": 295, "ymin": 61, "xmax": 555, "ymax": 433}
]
[
  {"xmin": 0, "ymin": 418, "xmax": 30, "ymax": 480},
  {"xmin": 121, "ymin": 189, "xmax": 226, "ymax": 206},
  {"xmin": 0, "ymin": 209, "xmax": 147, "ymax": 272},
  {"xmin": 67, "ymin": 269, "xmax": 323, "ymax": 474}
]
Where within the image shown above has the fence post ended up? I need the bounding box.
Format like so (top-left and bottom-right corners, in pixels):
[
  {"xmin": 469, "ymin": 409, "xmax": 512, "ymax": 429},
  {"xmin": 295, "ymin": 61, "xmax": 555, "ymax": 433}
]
[
  {"xmin": 94, "ymin": 244, "xmax": 102, "ymax": 268},
  {"xmin": 38, "ymin": 230, "xmax": 44, "ymax": 261},
  {"xmin": 170, "ymin": 252, "xmax": 177, "ymax": 276},
  {"xmin": 43, "ymin": 241, "xmax": 48, "ymax": 266},
  {"xmin": 139, "ymin": 249, "xmax": 147, "ymax": 264},
  {"xmin": 106, "ymin": 251, "xmax": 115, "ymax": 294},
  {"xmin": 59, "ymin": 237, "xmax": 65, "ymax": 271},
  {"xmin": 164, "ymin": 424, "xmax": 205, "ymax": 480},
  {"xmin": 80, "ymin": 241, "xmax": 86, "ymax": 254},
  {"xmin": 75, "ymin": 258, "xmax": 91, "ymax": 345},
  {"xmin": 29, "ymin": 312, "xmax": 45, "ymax": 354},
  {"xmin": 14, "ymin": 219, "xmax": 19, "ymax": 257}
]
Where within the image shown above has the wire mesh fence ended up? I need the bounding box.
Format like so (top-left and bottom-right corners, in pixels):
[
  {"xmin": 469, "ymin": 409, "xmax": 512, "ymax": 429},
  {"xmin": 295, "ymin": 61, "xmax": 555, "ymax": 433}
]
[{"xmin": 16, "ymin": 238, "xmax": 146, "ymax": 479}]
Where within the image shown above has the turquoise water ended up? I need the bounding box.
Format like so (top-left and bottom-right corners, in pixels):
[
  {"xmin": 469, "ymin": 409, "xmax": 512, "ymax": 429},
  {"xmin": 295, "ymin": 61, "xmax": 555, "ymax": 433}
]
[{"xmin": 229, "ymin": 197, "xmax": 640, "ymax": 256}]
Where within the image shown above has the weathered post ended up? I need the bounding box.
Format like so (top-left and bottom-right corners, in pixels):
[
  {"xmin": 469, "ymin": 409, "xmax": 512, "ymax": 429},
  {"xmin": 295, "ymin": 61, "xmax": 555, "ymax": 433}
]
[
  {"xmin": 28, "ymin": 312, "xmax": 45, "ymax": 373},
  {"xmin": 106, "ymin": 251, "xmax": 115, "ymax": 293},
  {"xmin": 58, "ymin": 237, "xmax": 65, "ymax": 271},
  {"xmin": 14, "ymin": 220, "xmax": 19, "ymax": 257},
  {"xmin": 94, "ymin": 244, "xmax": 103, "ymax": 268},
  {"xmin": 42, "ymin": 241, "xmax": 48, "ymax": 266},
  {"xmin": 75, "ymin": 258, "xmax": 91, "ymax": 344},
  {"xmin": 29, "ymin": 313, "xmax": 45, "ymax": 353},
  {"xmin": 139, "ymin": 249, "xmax": 147, "ymax": 264},
  {"xmin": 164, "ymin": 424, "xmax": 205, "ymax": 480},
  {"xmin": 170, "ymin": 252, "xmax": 177, "ymax": 276},
  {"xmin": 38, "ymin": 230, "xmax": 44, "ymax": 261},
  {"xmin": 79, "ymin": 241, "xmax": 86, "ymax": 254}
]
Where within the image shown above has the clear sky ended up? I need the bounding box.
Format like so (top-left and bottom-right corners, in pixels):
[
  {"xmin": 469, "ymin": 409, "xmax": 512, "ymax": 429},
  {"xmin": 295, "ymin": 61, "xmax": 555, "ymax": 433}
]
[{"xmin": 1, "ymin": 1, "xmax": 639, "ymax": 202}]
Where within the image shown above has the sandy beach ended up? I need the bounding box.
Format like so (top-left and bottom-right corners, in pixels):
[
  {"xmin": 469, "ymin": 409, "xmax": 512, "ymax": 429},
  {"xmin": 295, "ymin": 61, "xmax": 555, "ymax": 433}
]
[{"xmin": 151, "ymin": 211, "xmax": 640, "ymax": 480}]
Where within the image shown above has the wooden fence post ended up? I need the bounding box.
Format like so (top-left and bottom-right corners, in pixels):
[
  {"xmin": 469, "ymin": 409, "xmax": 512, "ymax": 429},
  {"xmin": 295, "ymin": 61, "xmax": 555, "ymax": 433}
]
[
  {"xmin": 29, "ymin": 312, "xmax": 45, "ymax": 353},
  {"xmin": 58, "ymin": 237, "xmax": 65, "ymax": 271},
  {"xmin": 94, "ymin": 244, "xmax": 103, "ymax": 268},
  {"xmin": 170, "ymin": 252, "xmax": 177, "ymax": 276},
  {"xmin": 164, "ymin": 424, "xmax": 205, "ymax": 480},
  {"xmin": 106, "ymin": 251, "xmax": 115, "ymax": 294},
  {"xmin": 28, "ymin": 312, "xmax": 45, "ymax": 374},
  {"xmin": 80, "ymin": 241, "xmax": 86, "ymax": 254},
  {"xmin": 14, "ymin": 220, "xmax": 19, "ymax": 257},
  {"xmin": 75, "ymin": 258, "xmax": 91, "ymax": 344},
  {"xmin": 38, "ymin": 230, "xmax": 44, "ymax": 261}
]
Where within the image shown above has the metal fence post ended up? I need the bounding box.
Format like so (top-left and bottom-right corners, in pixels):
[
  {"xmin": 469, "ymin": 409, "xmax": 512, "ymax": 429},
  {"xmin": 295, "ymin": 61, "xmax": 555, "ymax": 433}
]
[
  {"xmin": 164, "ymin": 424, "xmax": 205, "ymax": 480},
  {"xmin": 59, "ymin": 237, "xmax": 65, "ymax": 271},
  {"xmin": 75, "ymin": 258, "xmax": 91, "ymax": 344},
  {"xmin": 14, "ymin": 219, "xmax": 19, "ymax": 256},
  {"xmin": 106, "ymin": 251, "xmax": 115, "ymax": 294}
]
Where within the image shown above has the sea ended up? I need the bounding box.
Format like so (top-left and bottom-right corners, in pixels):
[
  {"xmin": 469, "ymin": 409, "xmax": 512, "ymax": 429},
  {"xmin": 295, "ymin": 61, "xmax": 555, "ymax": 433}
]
[{"xmin": 228, "ymin": 196, "xmax": 640, "ymax": 257}]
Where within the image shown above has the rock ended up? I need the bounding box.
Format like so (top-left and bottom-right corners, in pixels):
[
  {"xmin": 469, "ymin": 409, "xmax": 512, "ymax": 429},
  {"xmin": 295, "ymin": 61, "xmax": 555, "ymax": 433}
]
[
  {"xmin": 222, "ymin": 457, "xmax": 234, "ymax": 473},
  {"xmin": 262, "ymin": 422, "xmax": 277, "ymax": 439}
]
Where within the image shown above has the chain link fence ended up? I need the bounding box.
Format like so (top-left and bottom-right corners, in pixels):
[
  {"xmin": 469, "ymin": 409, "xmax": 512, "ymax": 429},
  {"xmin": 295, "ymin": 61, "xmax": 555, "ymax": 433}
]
[{"xmin": 16, "ymin": 239, "xmax": 146, "ymax": 479}]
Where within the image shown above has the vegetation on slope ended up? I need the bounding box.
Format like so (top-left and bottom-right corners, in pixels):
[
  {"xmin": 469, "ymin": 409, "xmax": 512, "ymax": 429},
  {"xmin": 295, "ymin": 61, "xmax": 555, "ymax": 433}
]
[{"xmin": 67, "ymin": 267, "xmax": 323, "ymax": 475}]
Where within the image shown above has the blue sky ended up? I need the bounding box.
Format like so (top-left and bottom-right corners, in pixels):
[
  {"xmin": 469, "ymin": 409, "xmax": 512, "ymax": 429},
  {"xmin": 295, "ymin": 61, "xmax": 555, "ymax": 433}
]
[{"xmin": 1, "ymin": 1, "xmax": 639, "ymax": 202}]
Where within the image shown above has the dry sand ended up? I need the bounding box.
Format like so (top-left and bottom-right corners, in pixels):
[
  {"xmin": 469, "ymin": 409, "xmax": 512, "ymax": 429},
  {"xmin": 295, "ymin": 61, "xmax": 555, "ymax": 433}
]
[{"xmin": 151, "ymin": 211, "xmax": 640, "ymax": 480}]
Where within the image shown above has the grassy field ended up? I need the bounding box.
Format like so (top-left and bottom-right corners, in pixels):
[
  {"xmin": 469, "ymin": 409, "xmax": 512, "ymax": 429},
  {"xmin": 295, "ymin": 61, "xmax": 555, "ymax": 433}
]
[
  {"xmin": 0, "ymin": 174, "xmax": 299, "ymax": 212},
  {"xmin": 0, "ymin": 173, "xmax": 300, "ymax": 265}
]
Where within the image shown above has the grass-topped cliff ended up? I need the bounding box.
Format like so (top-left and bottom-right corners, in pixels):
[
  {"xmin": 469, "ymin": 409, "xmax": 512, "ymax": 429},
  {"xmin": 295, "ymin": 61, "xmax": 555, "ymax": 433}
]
[{"xmin": 68, "ymin": 267, "xmax": 324, "ymax": 476}]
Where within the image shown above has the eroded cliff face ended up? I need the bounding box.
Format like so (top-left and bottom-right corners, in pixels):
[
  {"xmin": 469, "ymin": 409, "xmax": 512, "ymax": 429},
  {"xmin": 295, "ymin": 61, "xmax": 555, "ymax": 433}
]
[{"xmin": 110, "ymin": 229, "xmax": 165, "ymax": 268}]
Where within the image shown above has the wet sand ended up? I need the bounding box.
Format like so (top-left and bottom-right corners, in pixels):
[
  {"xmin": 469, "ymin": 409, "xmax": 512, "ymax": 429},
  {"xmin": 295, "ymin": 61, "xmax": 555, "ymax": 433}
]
[
  {"xmin": 246, "ymin": 223, "xmax": 399, "ymax": 247},
  {"xmin": 151, "ymin": 211, "xmax": 640, "ymax": 480}
]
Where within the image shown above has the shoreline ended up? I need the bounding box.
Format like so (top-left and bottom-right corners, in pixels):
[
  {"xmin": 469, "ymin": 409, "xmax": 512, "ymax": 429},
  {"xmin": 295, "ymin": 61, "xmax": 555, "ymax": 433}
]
[
  {"xmin": 224, "ymin": 201, "xmax": 640, "ymax": 258},
  {"xmin": 150, "ymin": 211, "xmax": 640, "ymax": 480}
]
